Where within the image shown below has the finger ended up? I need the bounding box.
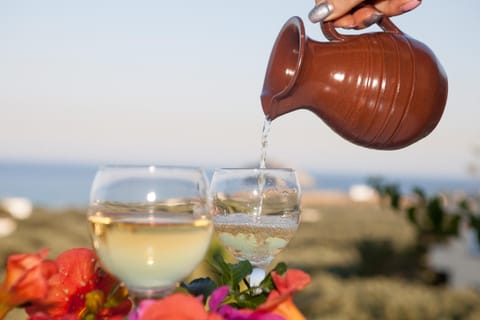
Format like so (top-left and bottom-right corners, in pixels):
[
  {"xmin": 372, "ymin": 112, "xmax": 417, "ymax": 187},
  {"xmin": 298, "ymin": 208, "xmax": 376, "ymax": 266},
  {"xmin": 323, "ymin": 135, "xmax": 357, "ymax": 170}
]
[
  {"xmin": 310, "ymin": 0, "xmax": 364, "ymax": 22},
  {"xmin": 351, "ymin": 6, "xmax": 384, "ymax": 29},
  {"xmin": 332, "ymin": 6, "xmax": 383, "ymax": 29},
  {"xmin": 373, "ymin": 0, "xmax": 422, "ymax": 16},
  {"xmin": 331, "ymin": 15, "xmax": 356, "ymax": 29}
]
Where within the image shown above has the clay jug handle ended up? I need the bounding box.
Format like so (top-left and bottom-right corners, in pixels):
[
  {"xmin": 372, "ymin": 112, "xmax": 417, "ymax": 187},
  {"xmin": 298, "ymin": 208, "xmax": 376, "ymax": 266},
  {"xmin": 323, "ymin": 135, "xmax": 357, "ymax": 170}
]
[{"xmin": 321, "ymin": 16, "xmax": 403, "ymax": 41}]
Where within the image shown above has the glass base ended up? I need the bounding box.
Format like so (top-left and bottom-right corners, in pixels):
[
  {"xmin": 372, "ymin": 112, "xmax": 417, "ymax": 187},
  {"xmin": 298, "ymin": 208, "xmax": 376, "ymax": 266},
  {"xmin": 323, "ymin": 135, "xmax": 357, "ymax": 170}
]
[
  {"xmin": 128, "ymin": 284, "xmax": 176, "ymax": 300},
  {"xmin": 127, "ymin": 285, "xmax": 177, "ymax": 319}
]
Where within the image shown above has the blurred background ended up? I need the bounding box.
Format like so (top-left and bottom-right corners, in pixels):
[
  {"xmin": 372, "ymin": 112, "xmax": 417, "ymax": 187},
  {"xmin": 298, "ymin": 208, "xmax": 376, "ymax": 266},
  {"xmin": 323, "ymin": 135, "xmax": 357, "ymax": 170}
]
[
  {"xmin": 1, "ymin": 1, "xmax": 480, "ymax": 319},
  {"xmin": 1, "ymin": 0, "xmax": 480, "ymax": 205}
]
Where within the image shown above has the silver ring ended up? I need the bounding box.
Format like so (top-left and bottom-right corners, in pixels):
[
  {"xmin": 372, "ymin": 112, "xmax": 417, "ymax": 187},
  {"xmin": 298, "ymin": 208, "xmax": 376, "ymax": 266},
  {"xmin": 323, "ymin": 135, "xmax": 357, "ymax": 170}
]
[{"xmin": 308, "ymin": 2, "xmax": 334, "ymax": 23}]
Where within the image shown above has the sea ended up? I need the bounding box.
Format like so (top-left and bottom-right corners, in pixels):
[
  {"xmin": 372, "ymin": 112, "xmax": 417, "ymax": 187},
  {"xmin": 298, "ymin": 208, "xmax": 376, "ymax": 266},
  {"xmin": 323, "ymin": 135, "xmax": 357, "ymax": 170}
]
[{"xmin": 0, "ymin": 161, "xmax": 479, "ymax": 208}]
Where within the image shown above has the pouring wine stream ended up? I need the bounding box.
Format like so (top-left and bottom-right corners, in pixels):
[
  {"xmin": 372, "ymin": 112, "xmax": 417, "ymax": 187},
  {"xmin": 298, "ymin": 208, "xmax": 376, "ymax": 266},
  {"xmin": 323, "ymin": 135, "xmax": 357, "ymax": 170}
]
[
  {"xmin": 210, "ymin": 118, "xmax": 300, "ymax": 294},
  {"xmin": 249, "ymin": 117, "xmax": 272, "ymax": 289}
]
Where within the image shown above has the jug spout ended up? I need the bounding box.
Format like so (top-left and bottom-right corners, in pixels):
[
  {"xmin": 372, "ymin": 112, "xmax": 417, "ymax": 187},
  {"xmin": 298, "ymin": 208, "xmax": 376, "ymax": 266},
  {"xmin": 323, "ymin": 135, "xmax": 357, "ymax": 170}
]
[
  {"xmin": 260, "ymin": 16, "xmax": 448, "ymax": 150},
  {"xmin": 261, "ymin": 16, "xmax": 307, "ymax": 121}
]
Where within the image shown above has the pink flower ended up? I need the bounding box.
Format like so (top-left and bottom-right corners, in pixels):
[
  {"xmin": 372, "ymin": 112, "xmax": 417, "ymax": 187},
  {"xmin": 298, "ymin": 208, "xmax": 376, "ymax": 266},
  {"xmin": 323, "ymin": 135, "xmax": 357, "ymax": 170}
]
[
  {"xmin": 209, "ymin": 286, "xmax": 283, "ymax": 320},
  {"xmin": 128, "ymin": 299, "xmax": 155, "ymax": 320}
]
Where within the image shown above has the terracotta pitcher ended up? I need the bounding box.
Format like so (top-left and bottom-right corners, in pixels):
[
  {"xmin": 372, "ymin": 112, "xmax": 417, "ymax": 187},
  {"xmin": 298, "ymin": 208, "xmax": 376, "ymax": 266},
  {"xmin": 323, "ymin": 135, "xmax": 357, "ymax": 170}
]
[{"xmin": 261, "ymin": 16, "xmax": 448, "ymax": 150}]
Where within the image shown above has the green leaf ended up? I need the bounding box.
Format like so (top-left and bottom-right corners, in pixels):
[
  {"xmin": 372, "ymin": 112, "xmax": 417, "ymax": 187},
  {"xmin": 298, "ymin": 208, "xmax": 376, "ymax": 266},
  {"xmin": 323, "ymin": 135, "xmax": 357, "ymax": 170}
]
[
  {"xmin": 211, "ymin": 254, "xmax": 252, "ymax": 291},
  {"xmin": 259, "ymin": 262, "xmax": 288, "ymax": 292},
  {"xmin": 235, "ymin": 291, "xmax": 268, "ymax": 309},
  {"xmin": 181, "ymin": 278, "xmax": 217, "ymax": 302},
  {"xmin": 258, "ymin": 276, "xmax": 274, "ymax": 293},
  {"xmin": 229, "ymin": 260, "xmax": 253, "ymax": 290},
  {"xmin": 211, "ymin": 253, "xmax": 231, "ymax": 279},
  {"xmin": 272, "ymin": 262, "xmax": 288, "ymax": 275}
]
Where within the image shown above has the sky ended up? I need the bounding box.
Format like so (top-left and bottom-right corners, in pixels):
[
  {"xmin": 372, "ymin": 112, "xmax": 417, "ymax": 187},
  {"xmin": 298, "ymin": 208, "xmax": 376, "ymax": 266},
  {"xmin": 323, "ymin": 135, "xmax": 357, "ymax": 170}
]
[{"xmin": 1, "ymin": 0, "xmax": 479, "ymax": 178}]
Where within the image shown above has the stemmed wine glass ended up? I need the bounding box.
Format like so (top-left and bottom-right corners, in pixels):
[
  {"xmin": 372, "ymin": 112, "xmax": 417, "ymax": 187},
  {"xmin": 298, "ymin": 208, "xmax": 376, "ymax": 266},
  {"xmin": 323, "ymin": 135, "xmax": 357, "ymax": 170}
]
[
  {"xmin": 87, "ymin": 165, "xmax": 213, "ymax": 310},
  {"xmin": 210, "ymin": 168, "xmax": 301, "ymax": 288}
]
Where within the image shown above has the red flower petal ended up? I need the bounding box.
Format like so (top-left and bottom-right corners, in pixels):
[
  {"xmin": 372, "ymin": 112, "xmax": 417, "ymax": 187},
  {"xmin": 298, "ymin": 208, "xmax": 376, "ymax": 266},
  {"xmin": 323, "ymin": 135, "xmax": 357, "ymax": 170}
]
[
  {"xmin": 2, "ymin": 249, "xmax": 49, "ymax": 290},
  {"xmin": 257, "ymin": 270, "xmax": 310, "ymax": 319},
  {"xmin": 263, "ymin": 293, "xmax": 304, "ymax": 320},
  {"xmin": 44, "ymin": 248, "xmax": 96, "ymax": 316},
  {"xmin": 0, "ymin": 249, "xmax": 53, "ymax": 306},
  {"xmin": 54, "ymin": 247, "xmax": 98, "ymax": 291},
  {"xmin": 26, "ymin": 248, "xmax": 131, "ymax": 319},
  {"xmin": 270, "ymin": 270, "xmax": 310, "ymax": 295},
  {"xmin": 30, "ymin": 248, "xmax": 97, "ymax": 316},
  {"xmin": 141, "ymin": 294, "xmax": 210, "ymax": 320}
]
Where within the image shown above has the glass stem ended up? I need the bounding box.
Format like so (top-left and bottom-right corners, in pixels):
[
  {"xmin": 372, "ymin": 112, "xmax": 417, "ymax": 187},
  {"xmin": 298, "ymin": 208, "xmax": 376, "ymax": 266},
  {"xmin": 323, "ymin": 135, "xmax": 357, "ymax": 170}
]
[{"xmin": 249, "ymin": 268, "xmax": 266, "ymax": 288}]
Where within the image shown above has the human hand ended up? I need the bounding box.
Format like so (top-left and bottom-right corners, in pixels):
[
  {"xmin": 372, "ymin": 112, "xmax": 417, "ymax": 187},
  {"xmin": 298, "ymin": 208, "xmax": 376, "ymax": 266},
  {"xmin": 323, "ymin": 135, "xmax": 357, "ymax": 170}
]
[{"xmin": 309, "ymin": 0, "xmax": 422, "ymax": 29}]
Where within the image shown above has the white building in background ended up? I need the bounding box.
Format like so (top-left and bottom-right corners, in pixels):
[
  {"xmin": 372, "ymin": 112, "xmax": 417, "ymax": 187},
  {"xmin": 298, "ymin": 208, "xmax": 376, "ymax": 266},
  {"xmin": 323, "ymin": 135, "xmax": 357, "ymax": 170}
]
[
  {"xmin": 0, "ymin": 197, "xmax": 33, "ymax": 237},
  {"xmin": 0, "ymin": 217, "xmax": 16, "ymax": 237},
  {"xmin": 0, "ymin": 197, "xmax": 33, "ymax": 220},
  {"xmin": 349, "ymin": 184, "xmax": 378, "ymax": 202}
]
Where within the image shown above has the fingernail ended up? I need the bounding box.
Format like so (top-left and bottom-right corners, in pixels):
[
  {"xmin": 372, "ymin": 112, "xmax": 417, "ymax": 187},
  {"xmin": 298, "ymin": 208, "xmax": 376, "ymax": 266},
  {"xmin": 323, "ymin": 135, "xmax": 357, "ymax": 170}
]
[
  {"xmin": 308, "ymin": 2, "xmax": 334, "ymax": 23},
  {"xmin": 361, "ymin": 13, "xmax": 383, "ymax": 28},
  {"xmin": 400, "ymin": 0, "xmax": 421, "ymax": 12}
]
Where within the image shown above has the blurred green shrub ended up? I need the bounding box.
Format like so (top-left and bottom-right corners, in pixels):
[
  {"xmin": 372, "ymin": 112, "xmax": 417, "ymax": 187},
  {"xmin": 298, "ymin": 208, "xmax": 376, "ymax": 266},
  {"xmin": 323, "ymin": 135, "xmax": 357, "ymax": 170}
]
[{"xmin": 368, "ymin": 177, "xmax": 480, "ymax": 284}]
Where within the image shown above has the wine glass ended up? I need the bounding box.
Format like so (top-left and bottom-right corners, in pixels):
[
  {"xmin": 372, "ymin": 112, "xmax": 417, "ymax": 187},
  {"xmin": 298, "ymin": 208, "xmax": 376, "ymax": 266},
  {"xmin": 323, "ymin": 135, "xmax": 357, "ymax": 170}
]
[
  {"xmin": 210, "ymin": 168, "xmax": 301, "ymax": 288},
  {"xmin": 87, "ymin": 165, "xmax": 213, "ymax": 307}
]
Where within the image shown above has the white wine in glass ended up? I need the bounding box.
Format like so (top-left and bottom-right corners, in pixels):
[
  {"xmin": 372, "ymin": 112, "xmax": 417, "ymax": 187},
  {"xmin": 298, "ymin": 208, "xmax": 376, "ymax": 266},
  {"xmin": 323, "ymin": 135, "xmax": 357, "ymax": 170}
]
[
  {"xmin": 87, "ymin": 165, "xmax": 213, "ymax": 304},
  {"xmin": 210, "ymin": 168, "xmax": 301, "ymax": 287}
]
